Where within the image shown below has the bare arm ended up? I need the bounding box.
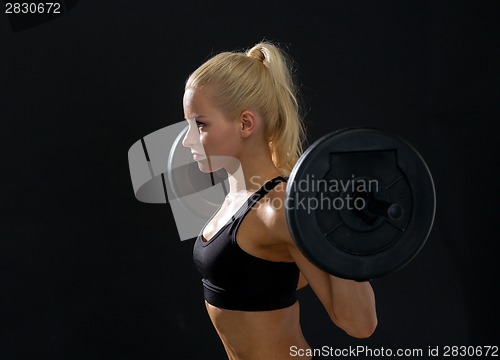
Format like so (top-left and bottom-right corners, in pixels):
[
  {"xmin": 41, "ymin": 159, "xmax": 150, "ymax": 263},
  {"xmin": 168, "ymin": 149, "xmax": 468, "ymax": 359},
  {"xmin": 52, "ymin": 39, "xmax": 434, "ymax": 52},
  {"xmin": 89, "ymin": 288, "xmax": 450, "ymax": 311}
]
[
  {"xmin": 287, "ymin": 244, "xmax": 377, "ymax": 338},
  {"xmin": 267, "ymin": 188, "xmax": 378, "ymax": 338},
  {"xmin": 326, "ymin": 275, "xmax": 377, "ymax": 338}
]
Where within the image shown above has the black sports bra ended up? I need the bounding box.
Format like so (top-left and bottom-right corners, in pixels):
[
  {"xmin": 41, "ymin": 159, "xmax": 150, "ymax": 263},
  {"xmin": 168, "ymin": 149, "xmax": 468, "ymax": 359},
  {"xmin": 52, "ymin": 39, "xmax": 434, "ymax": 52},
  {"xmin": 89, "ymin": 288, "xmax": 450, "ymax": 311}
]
[{"xmin": 192, "ymin": 176, "xmax": 300, "ymax": 311}]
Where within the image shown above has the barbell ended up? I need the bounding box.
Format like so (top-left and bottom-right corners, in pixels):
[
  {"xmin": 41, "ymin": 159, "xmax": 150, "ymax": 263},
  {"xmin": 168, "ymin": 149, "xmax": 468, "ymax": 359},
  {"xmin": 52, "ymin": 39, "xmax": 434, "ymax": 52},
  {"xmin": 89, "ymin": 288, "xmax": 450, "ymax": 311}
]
[{"xmin": 131, "ymin": 126, "xmax": 436, "ymax": 281}]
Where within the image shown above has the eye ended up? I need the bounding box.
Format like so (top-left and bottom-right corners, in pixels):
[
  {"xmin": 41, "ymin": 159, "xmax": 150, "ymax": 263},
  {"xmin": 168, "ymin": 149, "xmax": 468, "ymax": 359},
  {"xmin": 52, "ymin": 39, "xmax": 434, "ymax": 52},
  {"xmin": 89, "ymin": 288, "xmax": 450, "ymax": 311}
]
[{"xmin": 196, "ymin": 121, "xmax": 205, "ymax": 128}]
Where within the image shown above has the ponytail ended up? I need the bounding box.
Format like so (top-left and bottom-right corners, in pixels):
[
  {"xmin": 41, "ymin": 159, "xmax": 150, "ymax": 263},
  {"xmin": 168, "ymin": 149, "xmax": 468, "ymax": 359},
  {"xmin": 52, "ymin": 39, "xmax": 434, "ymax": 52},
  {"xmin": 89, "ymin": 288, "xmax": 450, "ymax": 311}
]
[{"xmin": 186, "ymin": 41, "xmax": 305, "ymax": 176}]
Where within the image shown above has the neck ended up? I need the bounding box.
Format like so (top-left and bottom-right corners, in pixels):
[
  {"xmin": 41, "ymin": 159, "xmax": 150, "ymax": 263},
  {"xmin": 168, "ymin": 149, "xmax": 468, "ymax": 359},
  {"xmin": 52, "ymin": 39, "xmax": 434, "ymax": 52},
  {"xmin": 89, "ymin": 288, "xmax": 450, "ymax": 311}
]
[
  {"xmin": 224, "ymin": 157, "xmax": 282, "ymax": 198},
  {"xmin": 221, "ymin": 134, "xmax": 284, "ymax": 199}
]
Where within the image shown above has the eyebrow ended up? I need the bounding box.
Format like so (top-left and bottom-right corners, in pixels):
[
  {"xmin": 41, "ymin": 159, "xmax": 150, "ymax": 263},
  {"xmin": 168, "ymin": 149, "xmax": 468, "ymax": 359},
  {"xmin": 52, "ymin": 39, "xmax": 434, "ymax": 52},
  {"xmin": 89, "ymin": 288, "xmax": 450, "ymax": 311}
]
[{"xmin": 185, "ymin": 114, "xmax": 207, "ymax": 121}]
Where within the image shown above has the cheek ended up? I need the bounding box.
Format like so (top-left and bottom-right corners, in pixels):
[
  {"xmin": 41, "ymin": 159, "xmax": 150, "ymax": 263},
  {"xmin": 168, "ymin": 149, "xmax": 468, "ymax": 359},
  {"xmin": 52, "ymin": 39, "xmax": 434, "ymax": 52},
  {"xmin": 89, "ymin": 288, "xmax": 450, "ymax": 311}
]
[
  {"xmin": 199, "ymin": 133, "xmax": 211, "ymax": 153},
  {"xmin": 202, "ymin": 128, "xmax": 238, "ymax": 155}
]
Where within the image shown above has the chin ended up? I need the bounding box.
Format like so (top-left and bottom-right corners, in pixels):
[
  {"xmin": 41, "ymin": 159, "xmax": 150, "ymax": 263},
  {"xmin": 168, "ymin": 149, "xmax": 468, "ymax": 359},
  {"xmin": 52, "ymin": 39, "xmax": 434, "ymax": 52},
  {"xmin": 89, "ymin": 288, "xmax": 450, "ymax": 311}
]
[
  {"xmin": 196, "ymin": 160, "xmax": 218, "ymax": 173},
  {"xmin": 197, "ymin": 156, "xmax": 237, "ymax": 174}
]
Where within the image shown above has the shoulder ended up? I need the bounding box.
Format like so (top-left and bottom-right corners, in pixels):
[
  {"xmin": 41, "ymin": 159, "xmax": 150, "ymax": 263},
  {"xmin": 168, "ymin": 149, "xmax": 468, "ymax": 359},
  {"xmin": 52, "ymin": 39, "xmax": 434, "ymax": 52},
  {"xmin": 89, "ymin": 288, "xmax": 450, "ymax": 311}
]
[{"xmin": 255, "ymin": 180, "xmax": 294, "ymax": 246}]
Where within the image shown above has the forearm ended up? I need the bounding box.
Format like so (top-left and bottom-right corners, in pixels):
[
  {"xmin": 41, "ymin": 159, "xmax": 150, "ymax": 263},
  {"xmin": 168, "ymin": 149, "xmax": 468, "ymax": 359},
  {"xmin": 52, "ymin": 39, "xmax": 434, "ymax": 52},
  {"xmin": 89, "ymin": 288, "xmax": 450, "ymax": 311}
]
[{"xmin": 328, "ymin": 276, "xmax": 377, "ymax": 338}]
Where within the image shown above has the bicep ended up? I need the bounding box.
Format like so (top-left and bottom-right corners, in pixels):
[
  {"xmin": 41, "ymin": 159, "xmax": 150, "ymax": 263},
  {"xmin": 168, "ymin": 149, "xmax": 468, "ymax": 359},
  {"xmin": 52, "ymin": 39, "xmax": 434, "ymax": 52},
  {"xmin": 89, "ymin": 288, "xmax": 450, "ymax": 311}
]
[
  {"xmin": 268, "ymin": 188, "xmax": 335, "ymax": 312},
  {"xmin": 287, "ymin": 242, "xmax": 333, "ymax": 311}
]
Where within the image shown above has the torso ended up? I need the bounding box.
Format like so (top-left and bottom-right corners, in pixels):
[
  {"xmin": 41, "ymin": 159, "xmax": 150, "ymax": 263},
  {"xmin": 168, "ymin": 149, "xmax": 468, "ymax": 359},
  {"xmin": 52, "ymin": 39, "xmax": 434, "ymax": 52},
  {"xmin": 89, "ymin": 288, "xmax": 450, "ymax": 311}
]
[
  {"xmin": 199, "ymin": 184, "xmax": 312, "ymax": 360},
  {"xmin": 205, "ymin": 300, "xmax": 310, "ymax": 360}
]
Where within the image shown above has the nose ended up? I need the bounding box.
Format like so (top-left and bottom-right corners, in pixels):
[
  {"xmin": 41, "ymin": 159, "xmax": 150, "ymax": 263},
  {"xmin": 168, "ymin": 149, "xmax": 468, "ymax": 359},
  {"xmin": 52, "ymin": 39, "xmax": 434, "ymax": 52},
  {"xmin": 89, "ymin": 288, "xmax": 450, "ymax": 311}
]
[{"xmin": 182, "ymin": 123, "xmax": 197, "ymax": 148}]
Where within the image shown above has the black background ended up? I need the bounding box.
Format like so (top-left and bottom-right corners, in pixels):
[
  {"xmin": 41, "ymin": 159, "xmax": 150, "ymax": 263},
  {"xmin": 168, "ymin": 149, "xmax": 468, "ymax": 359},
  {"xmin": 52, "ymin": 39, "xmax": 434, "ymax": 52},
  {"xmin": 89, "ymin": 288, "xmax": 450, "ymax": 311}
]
[{"xmin": 1, "ymin": 0, "xmax": 498, "ymax": 359}]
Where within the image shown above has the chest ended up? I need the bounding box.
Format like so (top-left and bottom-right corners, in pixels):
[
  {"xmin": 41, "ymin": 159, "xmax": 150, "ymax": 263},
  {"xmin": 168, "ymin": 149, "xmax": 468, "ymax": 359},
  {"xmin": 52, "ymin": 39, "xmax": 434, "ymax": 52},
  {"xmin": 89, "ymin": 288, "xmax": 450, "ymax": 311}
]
[{"xmin": 202, "ymin": 198, "xmax": 247, "ymax": 241}]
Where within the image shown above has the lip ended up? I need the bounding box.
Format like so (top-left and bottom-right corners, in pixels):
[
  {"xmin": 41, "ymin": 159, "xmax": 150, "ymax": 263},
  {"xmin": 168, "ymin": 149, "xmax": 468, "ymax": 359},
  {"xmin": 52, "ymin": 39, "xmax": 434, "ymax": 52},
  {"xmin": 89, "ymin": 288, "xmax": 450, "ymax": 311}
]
[{"xmin": 191, "ymin": 152, "xmax": 206, "ymax": 160}]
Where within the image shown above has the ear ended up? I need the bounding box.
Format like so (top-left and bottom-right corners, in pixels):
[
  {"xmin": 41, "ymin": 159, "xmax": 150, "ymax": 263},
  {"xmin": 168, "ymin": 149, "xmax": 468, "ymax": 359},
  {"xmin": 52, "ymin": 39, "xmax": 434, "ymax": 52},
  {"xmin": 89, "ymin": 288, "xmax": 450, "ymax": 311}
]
[{"xmin": 239, "ymin": 110, "xmax": 258, "ymax": 138}]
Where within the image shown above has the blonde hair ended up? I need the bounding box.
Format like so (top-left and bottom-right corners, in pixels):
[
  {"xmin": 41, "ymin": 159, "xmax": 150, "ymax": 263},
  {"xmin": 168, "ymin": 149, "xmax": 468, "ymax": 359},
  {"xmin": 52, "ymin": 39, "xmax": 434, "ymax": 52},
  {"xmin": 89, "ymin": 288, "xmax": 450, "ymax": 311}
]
[{"xmin": 185, "ymin": 42, "xmax": 305, "ymax": 176}]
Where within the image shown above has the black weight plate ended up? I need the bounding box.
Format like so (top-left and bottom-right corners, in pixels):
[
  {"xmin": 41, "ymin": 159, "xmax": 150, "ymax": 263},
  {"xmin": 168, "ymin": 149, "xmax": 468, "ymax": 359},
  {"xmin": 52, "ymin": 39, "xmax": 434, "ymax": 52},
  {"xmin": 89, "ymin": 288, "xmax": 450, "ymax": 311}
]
[{"xmin": 285, "ymin": 128, "xmax": 436, "ymax": 281}]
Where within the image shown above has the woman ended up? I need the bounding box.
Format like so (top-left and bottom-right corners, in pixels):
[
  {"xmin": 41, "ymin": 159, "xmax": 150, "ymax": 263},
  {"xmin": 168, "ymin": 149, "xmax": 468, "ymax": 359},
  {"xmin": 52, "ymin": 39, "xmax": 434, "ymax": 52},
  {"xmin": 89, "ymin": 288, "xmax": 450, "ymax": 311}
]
[{"xmin": 182, "ymin": 42, "xmax": 377, "ymax": 360}]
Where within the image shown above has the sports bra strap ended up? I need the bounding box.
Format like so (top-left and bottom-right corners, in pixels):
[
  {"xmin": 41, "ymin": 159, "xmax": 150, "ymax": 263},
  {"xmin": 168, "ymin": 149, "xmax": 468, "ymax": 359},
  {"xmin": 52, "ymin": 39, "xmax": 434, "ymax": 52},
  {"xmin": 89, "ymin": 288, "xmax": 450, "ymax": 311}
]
[{"xmin": 232, "ymin": 175, "xmax": 287, "ymax": 221}]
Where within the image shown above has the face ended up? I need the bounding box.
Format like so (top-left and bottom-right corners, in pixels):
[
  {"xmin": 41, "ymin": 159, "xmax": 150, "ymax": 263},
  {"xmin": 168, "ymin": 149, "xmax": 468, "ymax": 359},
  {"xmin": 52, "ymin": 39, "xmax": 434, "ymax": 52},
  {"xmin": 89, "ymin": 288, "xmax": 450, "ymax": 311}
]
[{"xmin": 182, "ymin": 87, "xmax": 242, "ymax": 173}]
